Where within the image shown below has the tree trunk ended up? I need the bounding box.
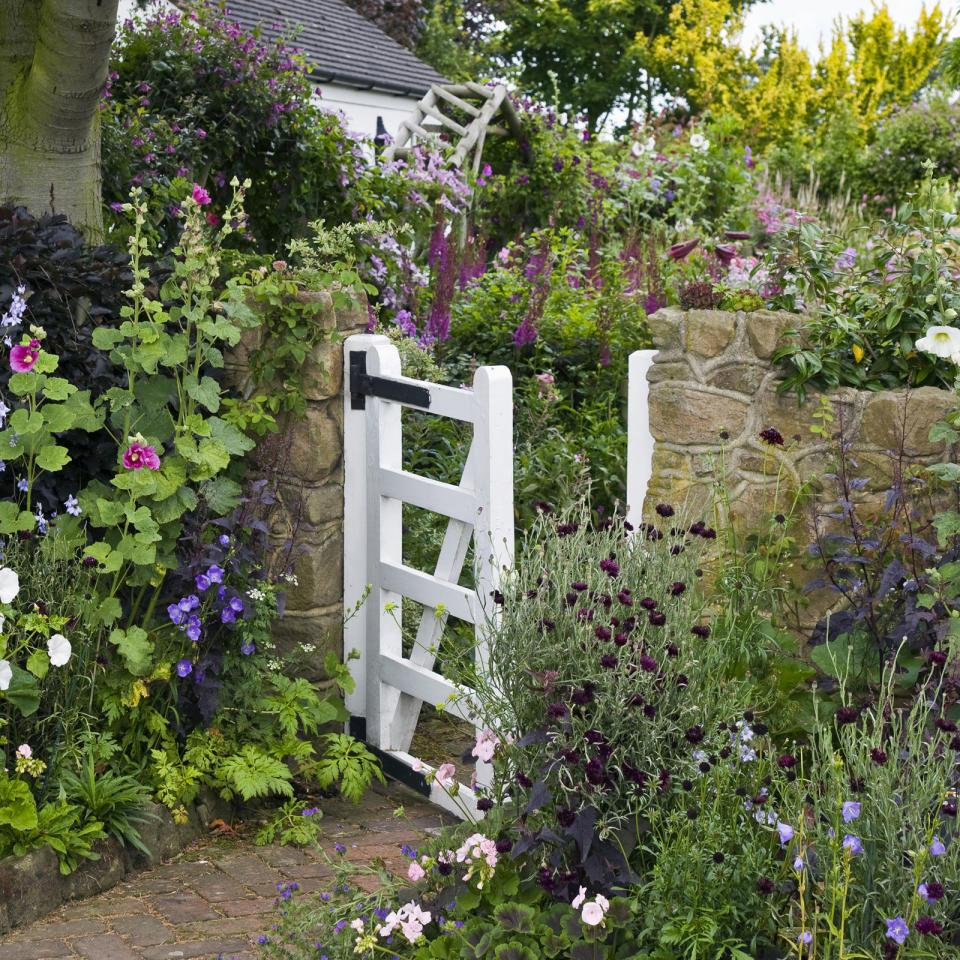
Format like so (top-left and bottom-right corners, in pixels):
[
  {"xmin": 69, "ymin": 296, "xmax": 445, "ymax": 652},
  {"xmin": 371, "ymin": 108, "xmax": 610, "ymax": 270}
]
[{"xmin": 0, "ymin": 0, "xmax": 119, "ymax": 239}]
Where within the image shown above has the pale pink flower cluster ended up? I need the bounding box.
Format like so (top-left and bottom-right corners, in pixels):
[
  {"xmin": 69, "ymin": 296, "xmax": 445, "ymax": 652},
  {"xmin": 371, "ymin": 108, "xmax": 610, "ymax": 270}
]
[
  {"xmin": 471, "ymin": 728, "xmax": 501, "ymax": 763},
  {"xmin": 572, "ymin": 886, "xmax": 610, "ymax": 927},
  {"xmin": 376, "ymin": 901, "xmax": 432, "ymax": 943},
  {"xmin": 407, "ymin": 857, "xmax": 428, "ymax": 882},
  {"xmin": 454, "ymin": 832, "xmax": 499, "ymax": 888}
]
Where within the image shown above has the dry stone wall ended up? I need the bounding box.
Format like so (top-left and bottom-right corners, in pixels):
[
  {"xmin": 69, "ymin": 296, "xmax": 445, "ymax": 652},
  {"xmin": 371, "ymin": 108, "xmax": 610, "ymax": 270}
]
[
  {"xmin": 226, "ymin": 289, "xmax": 366, "ymax": 685},
  {"xmin": 644, "ymin": 306, "xmax": 956, "ymax": 531}
]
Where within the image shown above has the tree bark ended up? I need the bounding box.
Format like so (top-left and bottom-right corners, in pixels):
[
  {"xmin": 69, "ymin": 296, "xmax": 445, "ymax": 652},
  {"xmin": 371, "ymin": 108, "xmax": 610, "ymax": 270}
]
[{"xmin": 0, "ymin": 0, "xmax": 120, "ymax": 239}]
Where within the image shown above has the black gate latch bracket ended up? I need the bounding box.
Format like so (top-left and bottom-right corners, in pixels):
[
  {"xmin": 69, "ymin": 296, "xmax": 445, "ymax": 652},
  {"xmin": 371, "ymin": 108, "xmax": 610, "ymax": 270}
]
[{"xmin": 350, "ymin": 351, "xmax": 431, "ymax": 410}]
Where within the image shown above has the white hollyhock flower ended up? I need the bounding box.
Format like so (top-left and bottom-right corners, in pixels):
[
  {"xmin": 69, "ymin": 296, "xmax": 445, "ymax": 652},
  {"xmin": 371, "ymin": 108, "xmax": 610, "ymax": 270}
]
[
  {"xmin": 916, "ymin": 325, "xmax": 960, "ymax": 359},
  {"xmin": 0, "ymin": 567, "xmax": 19, "ymax": 603},
  {"xmin": 689, "ymin": 132, "xmax": 709, "ymax": 151},
  {"xmin": 0, "ymin": 659, "xmax": 11, "ymax": 690},
  {"xmin": 47, "ymin": 633, "xmax": 71, "ymax": 667}
]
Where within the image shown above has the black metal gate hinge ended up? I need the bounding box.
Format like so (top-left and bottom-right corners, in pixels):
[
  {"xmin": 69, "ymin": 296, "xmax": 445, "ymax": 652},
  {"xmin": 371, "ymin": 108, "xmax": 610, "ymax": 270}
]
[{"xmin": 350, "ymin": 351, "xmax": 431, "ymax": 410}]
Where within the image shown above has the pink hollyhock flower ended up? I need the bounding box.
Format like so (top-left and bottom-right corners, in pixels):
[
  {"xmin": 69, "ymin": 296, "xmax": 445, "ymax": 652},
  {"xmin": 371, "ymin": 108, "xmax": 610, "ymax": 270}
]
[
  {"xmin": 10, "ymin": 339, "xmax": 40, "ymax": 372},
  {"xmin": 407, "ymin": 860, "xmax": 425, "ymax": 882},
  {"xmin": 434, "ymin": 763, "xmax": 455, "ymax": 788},
  {"xmin": 192, "ymin": 183, "xmax": 212, "ymax": 205},
  {"xmin": 205, "ymin": 213, "xmax": 219, "ymax": 226},
  {"xmin": 123, "ymin": 442, "xmax": 161, "ymax": 470}
]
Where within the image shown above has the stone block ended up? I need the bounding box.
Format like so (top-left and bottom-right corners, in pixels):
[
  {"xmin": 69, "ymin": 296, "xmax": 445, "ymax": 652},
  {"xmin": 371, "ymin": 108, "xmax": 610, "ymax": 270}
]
[
  {"xmin": 685, "ymin": 310, "xmax": 736, "ymax": 357},
  {"xmin": 645, "ymin": 308, "xmax": 685, "ymax": 351},
  {"xmin": 744, "ymin": 310, "xmax": 801, "ymax": 359},
  {"xmin": 287, "ymin": 405, "xmax": 342, "ymax": 484},
  {"xmin": 706, "ymin": 361, "xmax": 767, "ymax": 394},
  {"xmin": 758, "ymin": 388, "xmax": 857, "ymax": 447},
  {"xmin": 272, "ymin": 608, "xmax": 344, "ymax": 681},
  {"xmin": 859, "ymin": 387, "xmax": 955, "ymax": 456},
  {"xmin": 646, "ymin": 360, "xmax": 692, "ymax": 384},
  {"xmin": 649, "ymin": 382, "xmax": 749, "ymax": 445},
  {"xmin": 298, "ymin": 481, "xmax": 344, "ymax": 526},
  {"xmin": 283, "ymin": 524, "xmax": 343, "ymax": 611}
]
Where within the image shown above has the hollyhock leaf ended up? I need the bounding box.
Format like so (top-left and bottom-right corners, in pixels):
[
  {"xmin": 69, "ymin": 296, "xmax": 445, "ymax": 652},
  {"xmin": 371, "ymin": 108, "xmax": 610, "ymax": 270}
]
[
  {"xmin": 26, "ymin": 649, "xmax": 50, "ymax": 679},
  {"xmin": 208, "ymin": 416, "xmax": 254, "ymax": 455},
  {"xmin": 0, "ymin": 777, "xmax": 38, "ymax": 831},
  {"xmin": 184, "ymin": 374, "xmax": 221, "ymax": 412},
  {"xmin": 201, "ymin": 475, "xmax": 242, "ymax": 514},
  {"xmin": 34, "ymin": 444, "xmax": 71, "ymax": 472},
  {"xmin": 4, "ymin": 665, "xmax": 40, "ymax": 717},
  {"xmin": 108, "ymin": 626, "xmax": 153, "ymax": 676}
]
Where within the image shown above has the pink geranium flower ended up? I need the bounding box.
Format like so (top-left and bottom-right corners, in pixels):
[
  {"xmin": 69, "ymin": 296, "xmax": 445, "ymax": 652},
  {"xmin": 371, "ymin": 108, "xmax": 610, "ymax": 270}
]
[
  {"xmin": 123, "ymin": 442, "xmax": 161, "ymax": 470},
  {"xmin": 10, "ymin": 339, "xmax": 40, "ymax": 372},
  {"xmin": 434, "ymin": 763, "xmax": 456, "ymax": 789},
  {"xmin": 192, "ymin": 183, "xmax": 212, "ymax": 205}
]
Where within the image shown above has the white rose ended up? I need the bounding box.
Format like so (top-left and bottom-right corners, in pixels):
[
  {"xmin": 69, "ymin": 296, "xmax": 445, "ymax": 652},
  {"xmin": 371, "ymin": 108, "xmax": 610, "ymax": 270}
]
[
  {"xmin": 0, "ymin": 659, "xmax": 11, "ymax": 690},
  {"xmin": 916, "ymin": 325, "xmax": 960, "ymax": 359},
  {"xmin": 47, "ymin": 633, "xmax": 71, "ymax": 667},
  {"xmin": 0, "ymin": 567, "xmax": 19, "ymax": 604}
]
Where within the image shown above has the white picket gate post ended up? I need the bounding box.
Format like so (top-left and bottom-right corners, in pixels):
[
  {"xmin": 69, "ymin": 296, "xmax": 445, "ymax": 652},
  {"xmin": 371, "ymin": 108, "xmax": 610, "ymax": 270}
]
[
  {"xmin": 626, "ymin": 349, "xmax": 658, "ymax": 530},
  {"xmin": 342, "ymin": 334, "xmax": 513, "ymax": 817}
]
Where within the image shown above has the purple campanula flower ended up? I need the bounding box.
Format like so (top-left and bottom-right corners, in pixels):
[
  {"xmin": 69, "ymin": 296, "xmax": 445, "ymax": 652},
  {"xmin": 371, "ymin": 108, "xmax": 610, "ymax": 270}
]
[
  {"xmin": 207, "ymin": 564, "xmax": 224, "ymax": 584},
  {"xmin": 842, "ymin": 834, "xmax": 863, "ymax": 856},
  {"xmin": 776, "ymin": 822, "xmax": 795, "ymax": 848},
  {"xmin": 798, "ymin": 932, "xmax": 812, "ymax": 944},
  {"xmin": 185, "ymin": 615, "xmax": 202, "ymax": 642},
  {"xmin": 842, "ymin": 801, "xmax": 861, "ymax": 823},
  {"xmin": 176, "ymin": 659, "xmax": 192, "ymax": 677},
  {"xmin": 195, "ymin": 573, "xmax": 211, "ymax": 592},
  {"xmin": 219, "ymin": 534, "xmax": 230, "ymax": 547},
  {"xmin": 931, "ymin": 836, "xmax": 947, "ymax": 856},
  {"xmin": 241, "ymin": 640, "xmax": 255, "ymax": 655},
  {"xmin": 221, "ymin": 607, "xmax": 236, "ymax": 624},
  {"xmin": 168, "ymin": 603, "xmax": 186, "ymax": 626},
  {"xmin": 885, "ymin": 917, "xmax": 909, "ymax": 945},
  {"xmin": 229, "ymin": 596, "xmax": 243, "ymax": 613},
  {"xmin": 179, "ymin": 594, "xmax": 200, "ymax": 612}
]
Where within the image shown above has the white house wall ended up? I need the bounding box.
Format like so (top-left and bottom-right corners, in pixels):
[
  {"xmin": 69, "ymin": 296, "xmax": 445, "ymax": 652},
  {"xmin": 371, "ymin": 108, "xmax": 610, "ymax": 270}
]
[{"xmin": 314, "ymin": 84, "xmax": 420, "ymax": 141}]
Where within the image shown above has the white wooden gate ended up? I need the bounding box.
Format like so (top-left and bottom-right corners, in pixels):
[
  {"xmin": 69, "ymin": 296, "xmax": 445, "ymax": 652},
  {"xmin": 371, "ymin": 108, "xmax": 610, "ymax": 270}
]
[{"xmin": 342, "ymin": 334, "xmax": 513, "ymax": 817}]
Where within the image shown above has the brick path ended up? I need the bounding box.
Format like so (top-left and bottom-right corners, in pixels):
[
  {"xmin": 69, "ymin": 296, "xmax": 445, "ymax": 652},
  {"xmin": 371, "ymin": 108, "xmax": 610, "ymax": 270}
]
[{"xmin": 0, "ymin": 782, "xmax": 452, "ymax": 960}]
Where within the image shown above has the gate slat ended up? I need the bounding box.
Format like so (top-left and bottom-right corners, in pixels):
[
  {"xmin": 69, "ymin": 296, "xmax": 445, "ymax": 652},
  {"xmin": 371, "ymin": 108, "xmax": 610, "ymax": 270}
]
[
  {"xmin": 380, "ymin": 561, "xmax": 476, "ymax": 623},
  {"xmin": 379, "ymin": 467, "xmax": 476, "ymax": 522}
]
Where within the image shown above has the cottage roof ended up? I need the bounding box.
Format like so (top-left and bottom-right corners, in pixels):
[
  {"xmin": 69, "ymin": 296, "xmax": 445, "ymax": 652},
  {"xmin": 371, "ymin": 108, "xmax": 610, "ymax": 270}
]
[{"xmin": 223, "ymin": 0, "xmax": 446, "ymax": 97}]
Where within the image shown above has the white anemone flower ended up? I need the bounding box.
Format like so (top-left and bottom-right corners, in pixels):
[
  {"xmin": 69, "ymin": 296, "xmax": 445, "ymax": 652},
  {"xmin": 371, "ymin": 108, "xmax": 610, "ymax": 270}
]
[
  {"xmin": 0, "ymin": 567, "xmax": 19, "ymax": 603},
  {"xmin": 916, "ymin": 325, "xmax": 960, "ymax": 360},
  {"xmin": 47, "ymin": 633, "xmax": 71, "ymax": 667},
  {"xmin": 0, "ymin": 659, "xmax": 11, "ymax": 690}
]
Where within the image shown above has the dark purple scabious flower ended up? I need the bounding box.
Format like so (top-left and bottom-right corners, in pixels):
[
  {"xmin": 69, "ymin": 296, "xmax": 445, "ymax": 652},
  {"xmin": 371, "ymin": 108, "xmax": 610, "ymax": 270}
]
[
  {"xmin": 639, "ymin": 655, "xmax": 658, "ymax": 672},
  {"xmin": 691, "ymin": 624, "xmax": 710, "ymax": 638},
  {"xmin": 756, "ymin": 877, "xmax": 775, "ymax": 894},
  {"xmin": 538, "ymin": 868, "xmax": 557, "ymax": 891},
  {"xmin": 666, "ymin": 642, "xmax": 679, "ymax": 657},
  {"xmin": 557, "ymin": 808, "xmax": 576, "ymax": 828},
  {"xmin": 935, "ymin": 717, "xmax": 957, "ymax": 733},
  {"xmin": 759, "ymin": 427, "xmax": 784, "ymax": 446},
  {"xmin": 643, "ymin": 704, "xmax": 657, "ymax": 718},
  {"xmin": 670, "ymin": 581, "xmax": 686, "ymax": 596},
  {"xmin": 595, "ymin": 625, "xmax": 611, "ymax": 641},
  {"xmin": 639, "ymin": 597, "xmax": 657, "ymax": 611},
  {"xmin": 655, "ymin": 503, "xmax": 675, "ymax": 517},
  {"xmin": 871, "ymin": 747, "xmax": 888, "ymax": 765},
  {"xmin": 584, "ymin": 758, "xmax": 606, "ymax": 784},
  {"xmin": 516, "ymin": 770, "xmax": 532, "ymax": 788},
  {"xmin": 915, "ymin": 917, "xmax": 943, "ymax": 936},
  {"xmin": 600, "ymin": 654, "xmax": 618, "ymax": 669},
  {"xmin": 648, "ymin": 610, "xmax": 667, "ymax": 626},
  {"xmin": 476, "ymin": 797, "xmax": 494, "ymax": 811},
  {"xmin": 778, "ymin": 754, "xmax": 797, "ymax": 769},
  {"xmin": 571, "ymin": 683, "xmax": 596, "ymax": 705},
  {"xmin": 547, "ymin": 701, "xmax": 568, "ymax": 719},
  {"xmin": 919, "ymin": 881, "xmax": 945, "ymax": 902},
  {"xmin": 836, "ymin": 706, "xmax": 859, "ymax": 725},
  {"xmin": 495, "ymin": 836, "xmax": 512, "ymax": 854},
  {"xmin": 685, "ymin": 725, "xmax": 704, "ymax": 744}
]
